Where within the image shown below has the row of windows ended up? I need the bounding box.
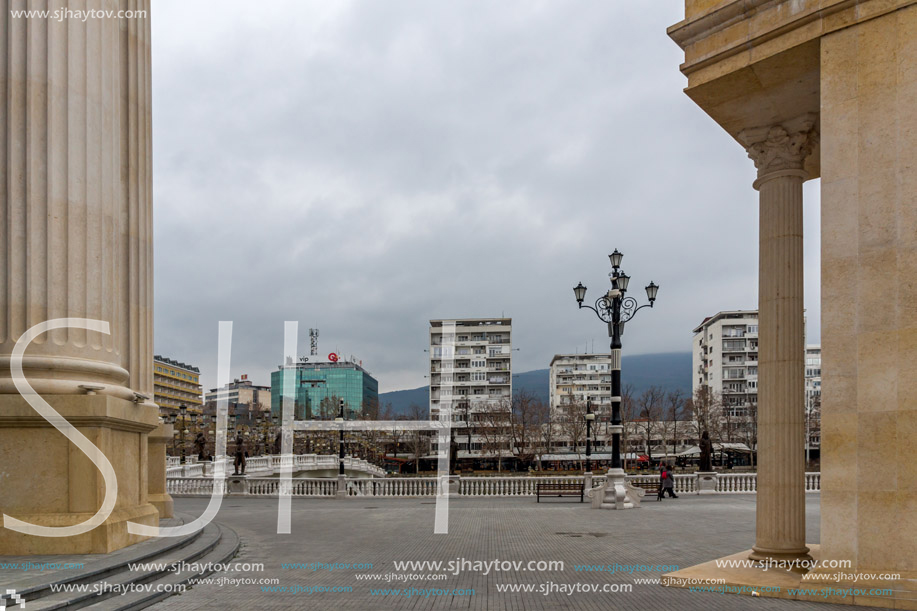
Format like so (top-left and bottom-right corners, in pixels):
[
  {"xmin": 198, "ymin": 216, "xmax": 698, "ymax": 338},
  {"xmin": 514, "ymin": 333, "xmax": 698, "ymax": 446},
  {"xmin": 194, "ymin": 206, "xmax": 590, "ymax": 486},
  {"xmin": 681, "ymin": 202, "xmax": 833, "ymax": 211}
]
[{"xmin": 154, "ymin": 365, "xmax": 199, "ymax": 383}]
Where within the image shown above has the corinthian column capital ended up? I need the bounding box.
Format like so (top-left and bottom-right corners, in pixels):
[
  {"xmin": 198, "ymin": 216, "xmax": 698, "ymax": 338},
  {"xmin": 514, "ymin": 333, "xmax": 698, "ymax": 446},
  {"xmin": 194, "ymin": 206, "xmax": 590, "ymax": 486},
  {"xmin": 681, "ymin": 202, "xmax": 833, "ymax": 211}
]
[{"xmin": 739, "ymin": 114, "xmax": 818, "ymax": 187}]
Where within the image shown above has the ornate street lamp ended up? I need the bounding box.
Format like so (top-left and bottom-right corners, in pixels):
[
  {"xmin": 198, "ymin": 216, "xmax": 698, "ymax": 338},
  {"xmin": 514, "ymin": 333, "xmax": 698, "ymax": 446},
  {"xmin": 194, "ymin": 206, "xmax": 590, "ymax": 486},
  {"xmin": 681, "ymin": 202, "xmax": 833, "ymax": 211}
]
[
  {"xmin": 179, "ymin": 404, "xmax": 188, "ymax": 464},
  {"xmin": 585, "ymin": 400, "xmax": 595, "ymax": 474},
  {"xmin": 336, "ymin": 398, "xmax": 346, "ymax": 476},
  {"xmin": 573, "ymin": 249, "xmax": 658, "ymax": 507}
]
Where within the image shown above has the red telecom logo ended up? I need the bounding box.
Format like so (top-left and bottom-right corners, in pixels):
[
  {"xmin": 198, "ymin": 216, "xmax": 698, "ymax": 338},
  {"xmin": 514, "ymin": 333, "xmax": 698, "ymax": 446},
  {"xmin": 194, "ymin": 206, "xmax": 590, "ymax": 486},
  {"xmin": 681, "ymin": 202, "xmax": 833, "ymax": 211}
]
[{"xmin": 328, "ymin": 353, "xmax": 339, "ymax": 362}]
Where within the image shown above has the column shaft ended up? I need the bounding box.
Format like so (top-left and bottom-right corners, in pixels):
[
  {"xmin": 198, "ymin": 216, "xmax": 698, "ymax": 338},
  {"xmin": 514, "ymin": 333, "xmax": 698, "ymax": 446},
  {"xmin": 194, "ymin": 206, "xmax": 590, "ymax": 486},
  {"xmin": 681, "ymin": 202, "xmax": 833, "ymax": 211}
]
[
  {"xmin": 751, "ymin": 172, "xmax": 809, "ymax": 559},
  {"xmin": 0, "ymin": 0, "xmax": 153, "ymax": 399},
  {"xmin": 739, "ymin": 116, "xmax": 817, "ymax": 563}
]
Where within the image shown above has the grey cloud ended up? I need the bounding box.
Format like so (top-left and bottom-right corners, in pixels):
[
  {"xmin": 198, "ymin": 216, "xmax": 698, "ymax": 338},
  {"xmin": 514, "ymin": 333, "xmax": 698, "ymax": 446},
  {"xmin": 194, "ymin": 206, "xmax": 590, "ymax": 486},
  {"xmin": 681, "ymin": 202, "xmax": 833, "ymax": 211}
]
[{"xmin": 151, "ymin": 1, "xmax": 821, "ymax": 393}]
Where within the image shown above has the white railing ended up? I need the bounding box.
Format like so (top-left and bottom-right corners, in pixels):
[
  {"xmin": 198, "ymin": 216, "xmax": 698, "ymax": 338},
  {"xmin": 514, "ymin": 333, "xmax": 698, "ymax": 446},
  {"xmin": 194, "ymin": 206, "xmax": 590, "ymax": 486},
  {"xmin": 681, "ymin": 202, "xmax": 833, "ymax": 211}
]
[
  {"xmin": 716, "ymin": 473, "xmax": 757, "ymax": 493},
  {"xmin": 461, "ymin": 475, "xmax": 582, "ymax": 496},
  {"xmin": 167, "ymin": 477, "xmax": 221, "ymax": 496},
  {"xmin": 805, "ymin": 472, "xmax": 820, "ymax": 491},
  {"xmin": 166, "ymin": 472, "xmax": 821, "ymax": 497},
  {"xmin": 167, "ymin": 454, "xmax": 385, "ymax": 478},
  {"xmin": 625, "ymin": 474, "xmax": 698, "ymax": 495},
  {"xmin": 247, "ymin": 478, "xmax": 338, "ymax": 497},
  {"xmin": 363, "ymin": 478, "xmax": 439, "ymax": 497}
]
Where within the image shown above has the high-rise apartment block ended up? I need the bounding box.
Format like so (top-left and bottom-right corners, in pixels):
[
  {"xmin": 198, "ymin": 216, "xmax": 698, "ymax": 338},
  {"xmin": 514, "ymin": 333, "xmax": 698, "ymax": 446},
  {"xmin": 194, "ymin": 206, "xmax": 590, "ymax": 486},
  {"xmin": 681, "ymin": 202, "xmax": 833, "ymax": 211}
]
[
  {"xmin": 805, "ymin": 344, "xmax": 821, "ymax": 452},
  {"xmin": 692, "ymin": 311, "xmax": 760, "ymax": 417},
  {"xmin": 548, "ymin": 354, "xmax": 612, "ymax": 418},
  {"xmin": 428, "ymin": 318, "xmax": 512, "ymax": 462}
]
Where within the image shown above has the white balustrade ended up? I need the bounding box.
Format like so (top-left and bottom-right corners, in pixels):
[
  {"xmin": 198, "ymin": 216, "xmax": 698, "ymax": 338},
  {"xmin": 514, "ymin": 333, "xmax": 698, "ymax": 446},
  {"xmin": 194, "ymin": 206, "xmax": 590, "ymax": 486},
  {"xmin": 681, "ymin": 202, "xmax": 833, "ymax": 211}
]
[
  {"xmin": 805, "ymin": 472, "xmax": 820, "ymax": 492},
  {"xmin": 166, "ymin": 469, "xmax": 821, "ymax": 498},
  {"xmin": 716, "ymin": 473, "xmax": 757, "ymax": 493}
]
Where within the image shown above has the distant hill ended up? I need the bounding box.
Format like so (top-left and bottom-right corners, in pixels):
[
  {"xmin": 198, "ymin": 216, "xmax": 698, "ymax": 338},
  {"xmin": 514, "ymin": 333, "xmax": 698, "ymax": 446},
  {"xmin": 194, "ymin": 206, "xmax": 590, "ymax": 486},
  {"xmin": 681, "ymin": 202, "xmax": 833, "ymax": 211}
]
[{"xmin": 379, "ymin": 352, "xmax": 691, "ymax": 417}]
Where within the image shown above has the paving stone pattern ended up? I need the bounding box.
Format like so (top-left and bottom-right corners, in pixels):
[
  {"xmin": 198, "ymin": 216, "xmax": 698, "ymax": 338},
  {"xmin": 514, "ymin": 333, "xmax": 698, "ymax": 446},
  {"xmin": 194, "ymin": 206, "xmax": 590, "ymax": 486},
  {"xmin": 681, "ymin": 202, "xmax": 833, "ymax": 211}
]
[{"xmin": 150, "ymin": 495, "xmax": 875, "ymax": 611}]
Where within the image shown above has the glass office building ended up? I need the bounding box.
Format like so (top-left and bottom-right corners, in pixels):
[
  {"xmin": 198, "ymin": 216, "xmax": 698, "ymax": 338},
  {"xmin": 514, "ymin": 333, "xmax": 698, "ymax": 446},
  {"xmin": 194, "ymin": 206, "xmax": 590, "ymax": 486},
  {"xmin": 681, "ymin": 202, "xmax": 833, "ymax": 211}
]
[{"xmin": 270, "ymin": 360, "xmax": 379, "ymax": 420}]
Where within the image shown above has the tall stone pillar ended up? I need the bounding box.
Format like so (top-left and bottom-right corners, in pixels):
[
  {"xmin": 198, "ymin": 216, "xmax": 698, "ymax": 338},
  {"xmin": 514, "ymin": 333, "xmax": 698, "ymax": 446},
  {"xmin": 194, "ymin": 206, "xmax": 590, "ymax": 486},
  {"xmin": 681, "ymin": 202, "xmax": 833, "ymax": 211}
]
[
  {"xmin": 740, "ymin": 115, "xmax": 817, "ymax": 563},
  {"xmin": 148, "ymin": 423, "xmax": 174, "ymax": 519},
  {"xmin": 0, "ymin": 1, "xmax": 159, "ymax": 554}
]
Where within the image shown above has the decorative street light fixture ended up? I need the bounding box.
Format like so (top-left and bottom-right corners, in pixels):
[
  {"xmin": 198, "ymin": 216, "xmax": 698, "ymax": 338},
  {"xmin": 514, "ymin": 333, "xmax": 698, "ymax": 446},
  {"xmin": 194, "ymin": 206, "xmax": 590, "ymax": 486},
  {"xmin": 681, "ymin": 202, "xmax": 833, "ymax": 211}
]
[
  {"xmin": 585, "ymin": 400, "xmax": 595, "ymax": 474},
  {"xmin": 574, "ymin": 248, "xmax": 658, "ymax": 508},
  {"xmin": 336, "ymin": 398, "xmax": 347, "ymax": 498},
  {"xmin": 179, "ymin": 404, "xmax": 188, "ymax": 464},
  {"xmin": 166, "ymin": 412, "xmax": 177, "ymax": 457}
]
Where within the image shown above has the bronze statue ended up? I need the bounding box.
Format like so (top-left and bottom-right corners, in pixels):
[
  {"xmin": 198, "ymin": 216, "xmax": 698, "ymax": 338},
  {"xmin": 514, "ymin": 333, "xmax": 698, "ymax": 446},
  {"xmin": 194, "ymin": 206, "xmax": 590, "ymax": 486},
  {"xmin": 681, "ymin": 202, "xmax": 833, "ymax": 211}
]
[
  {"xmin": 449, "ymin": 429, "xmax": 459, "ymax": 475},
  {"xmin": 194, "ymin": 432, "xmax": 207, "ymax": 461},
  {"xmin": 233, "ymin": 435, "xmax": 246, "ymax": 475},
  {"xmin": 699, "ymin": 430, "xmax": 714, "ymax": 472}
]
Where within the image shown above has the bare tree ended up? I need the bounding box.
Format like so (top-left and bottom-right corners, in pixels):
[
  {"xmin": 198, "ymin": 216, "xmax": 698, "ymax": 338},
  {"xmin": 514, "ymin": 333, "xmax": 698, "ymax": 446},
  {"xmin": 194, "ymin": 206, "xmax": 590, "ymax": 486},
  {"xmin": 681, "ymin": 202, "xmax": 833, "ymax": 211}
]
[
  {"xmin": 665, "ymin": 389, "xmax": 687, "ymax": 460},
  {"xmin": 477, "ymin": 399, "xmax": 512, "ymax": 472},
  {"xmin": 539, "ymin": 405, "xmax": 560, "ymax": 468},
  {"xmin": 689, "ymin": 385, "xmax": 724, "ymax": 446},
  {"xmin": 560, "ymin": 400, "xmax": 588, "ymax": 469},
  {"xmin": 635, "ymin": 386, "xmax": 666, "ymax": 460},
  {"xmin": 529, "ymin": 399, "xmax": 551, "ymax": 469},
  {"xmin": 509, "ymin": 390, "xmax": 543, "ymax": 467},
  {"xmin": 406, "ymin": 404, "xmax": 429, "ymax": 474}
]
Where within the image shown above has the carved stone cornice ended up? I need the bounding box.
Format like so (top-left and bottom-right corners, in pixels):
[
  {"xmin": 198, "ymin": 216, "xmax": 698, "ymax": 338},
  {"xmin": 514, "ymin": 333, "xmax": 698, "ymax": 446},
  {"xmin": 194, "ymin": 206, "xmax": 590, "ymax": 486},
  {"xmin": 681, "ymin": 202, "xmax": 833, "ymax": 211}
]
[{"xmin": 739, "ymin": 114, "xmax": 818, "ymax": 184}]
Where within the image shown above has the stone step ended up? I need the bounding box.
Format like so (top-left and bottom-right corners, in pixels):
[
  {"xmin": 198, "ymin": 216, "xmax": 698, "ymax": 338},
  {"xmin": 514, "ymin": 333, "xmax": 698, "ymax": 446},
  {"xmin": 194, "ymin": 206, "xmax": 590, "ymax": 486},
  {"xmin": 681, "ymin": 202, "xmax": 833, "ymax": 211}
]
[
  {"xmin": 1, "ymin": 517, "xmax": 200, "ymax": 606},
  {"xmin": 81, "ymin": 523, "xmax": 240, "ymax": 611},
  {"xmin": 22, "ymin": 521, "xmax": 225, "ymax": 611},
  {"xmin": 0, "ymin": 515, "xmax": 239, "ymax": 611}
]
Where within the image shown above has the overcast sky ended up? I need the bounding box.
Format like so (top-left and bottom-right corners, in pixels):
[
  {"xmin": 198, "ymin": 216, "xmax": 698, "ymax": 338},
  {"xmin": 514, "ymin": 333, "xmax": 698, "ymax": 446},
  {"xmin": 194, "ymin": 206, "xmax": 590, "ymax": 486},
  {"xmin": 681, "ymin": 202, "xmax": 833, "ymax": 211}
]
[{"xmin": 151, "ymin": 1, "xmax": 822, "ymax": 394}]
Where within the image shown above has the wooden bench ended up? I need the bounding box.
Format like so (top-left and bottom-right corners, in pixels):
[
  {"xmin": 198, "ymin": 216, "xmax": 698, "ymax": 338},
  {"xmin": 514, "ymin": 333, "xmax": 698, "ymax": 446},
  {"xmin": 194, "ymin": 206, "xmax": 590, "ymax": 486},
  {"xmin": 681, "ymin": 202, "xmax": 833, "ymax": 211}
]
[
  {"xmin": 536, "ymin": 482, "xmax": 583, "ymax": 503},
  {"xmin": 630, "ymin": 480, "xmax": 662, "ymax": 500}
]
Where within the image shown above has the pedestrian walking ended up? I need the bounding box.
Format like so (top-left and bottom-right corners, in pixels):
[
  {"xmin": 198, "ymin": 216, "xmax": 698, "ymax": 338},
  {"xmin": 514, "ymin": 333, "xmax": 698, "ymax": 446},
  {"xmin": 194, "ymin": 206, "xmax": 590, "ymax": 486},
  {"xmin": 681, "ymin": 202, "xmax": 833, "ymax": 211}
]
[{"xmin": 662, "ymin": 465, "xmax": 678, "ymax": 498}]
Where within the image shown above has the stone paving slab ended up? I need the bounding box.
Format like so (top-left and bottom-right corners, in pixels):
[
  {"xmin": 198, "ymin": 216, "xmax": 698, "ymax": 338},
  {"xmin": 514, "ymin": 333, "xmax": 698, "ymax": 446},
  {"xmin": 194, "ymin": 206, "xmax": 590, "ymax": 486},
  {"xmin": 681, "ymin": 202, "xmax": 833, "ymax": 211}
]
[{"xmin": 148, "ymin": 495, "xmax": 878, "ymax": 611}]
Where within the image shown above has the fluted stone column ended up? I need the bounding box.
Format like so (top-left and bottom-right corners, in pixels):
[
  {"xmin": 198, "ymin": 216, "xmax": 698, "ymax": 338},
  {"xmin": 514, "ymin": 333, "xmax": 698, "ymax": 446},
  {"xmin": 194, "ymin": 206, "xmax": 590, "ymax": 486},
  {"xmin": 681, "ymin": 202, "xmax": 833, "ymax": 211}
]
[
  {"xmin": 148, "ymin": 423, "xmax": 174, "ymax": 519},
  {"xmin": 0, "ymin": 1, "xmax": 159, "ymax": 554},
  {"xmin": 740, "ymin": 115, "xmax": 817, "ymax": 563},
  {"xmin": 0, "ymin": 0, "xmax": 153, "ymax": 400}
]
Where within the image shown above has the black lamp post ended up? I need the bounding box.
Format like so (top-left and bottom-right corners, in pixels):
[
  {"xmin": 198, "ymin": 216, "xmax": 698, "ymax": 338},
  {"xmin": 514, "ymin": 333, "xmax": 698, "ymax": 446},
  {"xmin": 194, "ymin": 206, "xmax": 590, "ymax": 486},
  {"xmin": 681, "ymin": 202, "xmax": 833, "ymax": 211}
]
[
  {"xmin": 167, "ymin": 412, "xmax": 177, "ymax": 456},
  {"xmin": 573, "ymin": 249, "xmax": 658, "ymax": 475},
  {"xmin": 585, "ymin": 399, "xmax": 595, "ymax": 474},
  {"xmin": 179, "ymin": 405, "xmax": 187, "ymax": 464},
  {"xmin": 336, "ymin": 398, "xmax": 345, "ymax": 476}
]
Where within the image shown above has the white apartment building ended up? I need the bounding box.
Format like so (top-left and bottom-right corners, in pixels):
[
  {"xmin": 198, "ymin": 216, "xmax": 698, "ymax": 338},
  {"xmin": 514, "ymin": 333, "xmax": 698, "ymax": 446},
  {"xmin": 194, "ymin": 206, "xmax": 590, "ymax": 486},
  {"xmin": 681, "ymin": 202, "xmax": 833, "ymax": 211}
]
[
  {"xmin": 548, "ymin": 354, "xmax": 612, "ymax": 419},
  {"xmin": 692, "ymin": 310, "xmax": 760, "ymax": 417},
  {"xmin": 805, "ymin": 344, "xmax": 821, "ymax": 452},
  {"xmin": 429, "ymin": 318, "xmax": 512, "ymax": 457}
]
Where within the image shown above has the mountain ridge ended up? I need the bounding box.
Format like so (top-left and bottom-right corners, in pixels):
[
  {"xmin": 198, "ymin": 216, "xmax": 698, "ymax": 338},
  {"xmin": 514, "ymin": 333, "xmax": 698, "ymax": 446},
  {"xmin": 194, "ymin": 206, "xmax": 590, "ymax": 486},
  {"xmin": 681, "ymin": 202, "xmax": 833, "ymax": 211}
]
[{"xmin": 379, "ymin": 351, "xmax": 691, "ymax": 416}]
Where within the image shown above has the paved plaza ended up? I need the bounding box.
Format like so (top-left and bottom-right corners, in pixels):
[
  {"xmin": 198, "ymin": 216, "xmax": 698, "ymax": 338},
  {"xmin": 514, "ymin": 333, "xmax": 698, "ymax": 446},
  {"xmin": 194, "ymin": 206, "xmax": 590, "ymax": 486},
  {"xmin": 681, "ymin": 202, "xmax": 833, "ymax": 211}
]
[{"xmin": 149, "ymin": 495, "xmax": 878, "ymax": 611}]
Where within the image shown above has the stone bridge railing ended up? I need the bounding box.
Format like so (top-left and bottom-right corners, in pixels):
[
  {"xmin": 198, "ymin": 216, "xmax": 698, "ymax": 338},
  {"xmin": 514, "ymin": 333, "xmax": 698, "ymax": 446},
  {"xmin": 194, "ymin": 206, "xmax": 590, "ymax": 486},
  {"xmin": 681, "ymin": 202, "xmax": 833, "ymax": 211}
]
[
  {"xmin": 165, "ymin": 454, "xmax": 386, "ymax": 479},
  {"xmin": 167, "ymin": 471, "xmax": 821, "ymax": 498}
]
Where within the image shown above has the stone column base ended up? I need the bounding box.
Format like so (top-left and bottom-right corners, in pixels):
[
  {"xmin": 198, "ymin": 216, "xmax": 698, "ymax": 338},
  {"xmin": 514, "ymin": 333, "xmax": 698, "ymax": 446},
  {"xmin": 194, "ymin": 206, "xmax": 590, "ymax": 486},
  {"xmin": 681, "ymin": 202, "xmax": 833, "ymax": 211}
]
[
  {"xmin": 148, "ymin": 494, "xmax": 174, "ymax": 520},
  {"xmin": 592, "ymin": 469, "xmax": 642, "ymax": 509},
  {"xmin": 0, "ymin": 505, "xmax": 160, "ymax": 555},
  {"xmin": 662, "ymin": 545, "xmax": 917, "ymax": 610},
  {"xmin": 696, "ymin": 471, "xmax": 718, "ymax": 494},
  {"xmin": 336, "ymin": 474, "xmax": 348, "ymax": 498},
  {"xmin": 0, "ymin": 394, "xmax": 159, "ymax": 555},
  {"xmin": 147, "ymin": 423, "xmax": 174, "ymax": 519}
]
